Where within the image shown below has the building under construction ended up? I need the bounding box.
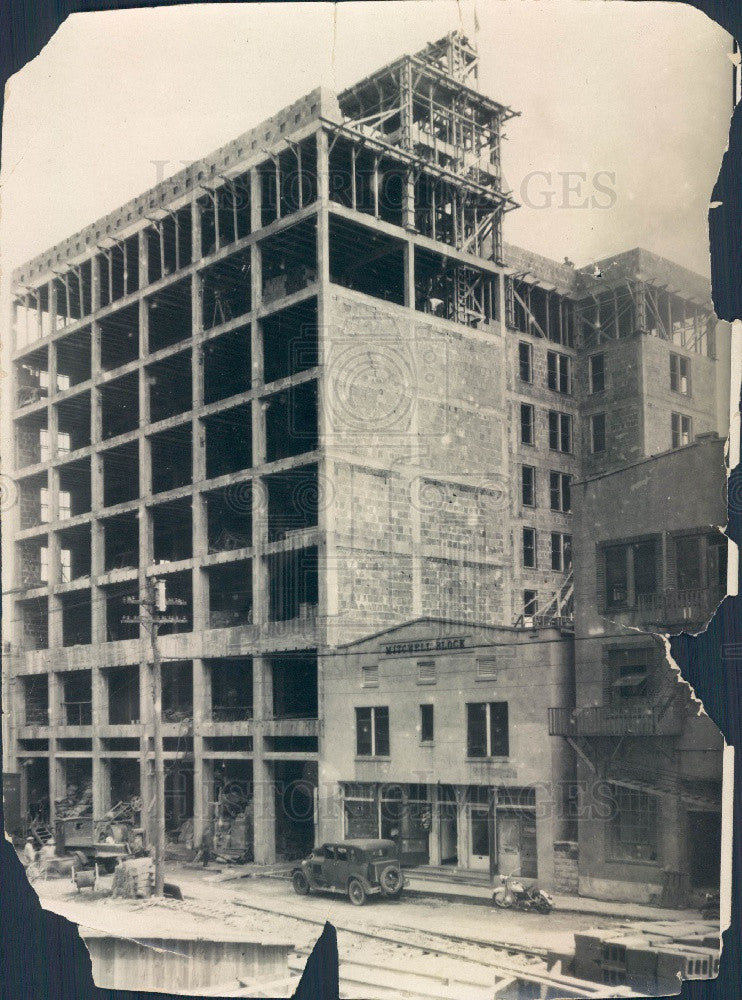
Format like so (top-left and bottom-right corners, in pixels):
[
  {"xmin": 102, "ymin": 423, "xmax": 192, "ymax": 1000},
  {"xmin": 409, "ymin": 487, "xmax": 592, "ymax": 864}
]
[{"xmin": 2, "ymin": 33, "xmax": 730, "ymax": 895}]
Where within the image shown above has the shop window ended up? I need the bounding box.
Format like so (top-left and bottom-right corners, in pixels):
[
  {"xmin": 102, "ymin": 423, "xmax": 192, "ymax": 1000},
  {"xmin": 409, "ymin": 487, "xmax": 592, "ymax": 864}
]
[
  {"xmin": 607, "ymin": 785, "xmax": 658, "ymax": 862},
  {"xmin": 355, "ymin": 706, "xmax": 389, "ymax": 757},
  {"xmin": 466, "ymin": 702, "xmax": 508, "ymax": 758}
]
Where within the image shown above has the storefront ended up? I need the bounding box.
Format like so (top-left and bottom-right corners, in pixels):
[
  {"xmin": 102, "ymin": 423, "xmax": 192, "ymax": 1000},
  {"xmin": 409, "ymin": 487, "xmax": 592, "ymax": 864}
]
[{"xmin": 341, "ymin": 781, "xmax": 538, "ymax": 874}]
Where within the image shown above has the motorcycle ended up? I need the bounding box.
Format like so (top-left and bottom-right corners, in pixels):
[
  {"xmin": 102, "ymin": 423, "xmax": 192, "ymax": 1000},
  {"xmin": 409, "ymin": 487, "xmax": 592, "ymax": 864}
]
[{"xmin": 492, "ymin": 870, "xmax": 554, "ymax": 914}]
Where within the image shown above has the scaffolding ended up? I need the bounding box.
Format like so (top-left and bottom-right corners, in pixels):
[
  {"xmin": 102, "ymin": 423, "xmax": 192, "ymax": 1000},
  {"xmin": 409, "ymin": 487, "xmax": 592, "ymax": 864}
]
[{"xmin": 327, "ymin": 32, "xmax": 518, "ymax": 263}]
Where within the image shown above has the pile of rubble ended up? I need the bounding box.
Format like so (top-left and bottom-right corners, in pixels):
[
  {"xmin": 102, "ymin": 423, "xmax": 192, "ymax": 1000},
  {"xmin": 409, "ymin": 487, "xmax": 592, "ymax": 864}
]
[{"xmin": 55, "ymin": 782, "xmax": 93, "ymax": 819}]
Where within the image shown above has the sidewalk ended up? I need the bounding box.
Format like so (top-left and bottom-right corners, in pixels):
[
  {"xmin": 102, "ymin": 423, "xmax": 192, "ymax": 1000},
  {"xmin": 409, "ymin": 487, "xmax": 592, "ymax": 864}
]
[{"xmin": 405, "ymin": 872, "xmax": 702, "ymax": 923}]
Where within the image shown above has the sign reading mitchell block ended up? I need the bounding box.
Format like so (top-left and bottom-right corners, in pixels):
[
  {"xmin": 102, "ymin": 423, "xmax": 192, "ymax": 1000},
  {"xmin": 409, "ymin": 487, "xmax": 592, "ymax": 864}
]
[{"xmin": 382, "ymin": 637, "xmax": 467, "ymax": 655}]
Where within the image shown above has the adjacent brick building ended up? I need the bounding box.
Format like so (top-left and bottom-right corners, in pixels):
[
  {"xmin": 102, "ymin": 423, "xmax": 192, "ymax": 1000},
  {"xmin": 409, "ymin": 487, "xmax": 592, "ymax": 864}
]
[
  {"xmin": 2, "ymin": 32, "xmax": 729, "ymax": 893},
  {"xmin": 551, "ymin": 436, "xmax": 728, "ymax": 902}
]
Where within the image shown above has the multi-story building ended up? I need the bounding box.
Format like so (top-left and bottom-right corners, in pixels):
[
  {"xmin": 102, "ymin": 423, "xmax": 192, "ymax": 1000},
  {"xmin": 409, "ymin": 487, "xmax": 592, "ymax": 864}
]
[
  {"xmin": 319, "ymin": 618, "xmax": 576, "ymax": 886},
  {"xmin": 550, "ymin": 435, "xmax": 727, "ymax": 903},
  {"xmin": 2, "ymin": 32, "xmax": 730, "ymax": 888}
]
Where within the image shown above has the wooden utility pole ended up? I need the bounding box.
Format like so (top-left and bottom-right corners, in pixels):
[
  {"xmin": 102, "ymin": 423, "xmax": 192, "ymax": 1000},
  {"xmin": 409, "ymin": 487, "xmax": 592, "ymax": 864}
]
[{"xmin": 123, "ymin": 579, "xmax": 186, "ymax": 896}]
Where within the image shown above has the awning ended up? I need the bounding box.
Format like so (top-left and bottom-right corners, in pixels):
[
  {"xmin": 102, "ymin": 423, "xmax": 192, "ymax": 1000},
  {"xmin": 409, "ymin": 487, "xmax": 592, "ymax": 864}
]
[{"xmin": 611, "ymin": 672, "xmax": 647, "ymax": 689}]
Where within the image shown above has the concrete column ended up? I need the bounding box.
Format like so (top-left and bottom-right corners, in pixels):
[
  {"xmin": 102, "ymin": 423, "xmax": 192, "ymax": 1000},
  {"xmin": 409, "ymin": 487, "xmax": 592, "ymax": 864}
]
[
  {"xmin": 49, "ymin": 753, "xmax": 65, "ymax": 830},
  {"xmin": 138, "ymin": 229, "xmax": 149, "ymax": 297},
  {"xmin": 91, "ymin": 665, "xmax": 107, "ymax": 819},
  {"xmin": 191, "ymin": 193, "xmax": 202, "ymax": 263},
  {"xmin": 457, "ymin": 788, "xmax": 469, "ymax": 870},
  {"xmin": 192, "ymin": 657, "xmax": 207, "ymax": 844},
  {"xmin": 200, "ymin": 757, "xmax": 215, "ymax": 848},
  {"xmin": 403, "ymin": 239, "xmax": 415, "ymax": 310},
  {"xmin": 90, "ymin": 451, "xmax": 105, "ymax": 643},
  {"xmin": 252, "ymin": 755, "xmax": 276, "ymax": 865},
  {"xmin": 97, "ymin": 758, "xmax": 112, "ymax": 816},
  {"xmin": 252, "ymin": 655, "xmax": 275, "ymax": 863},
  {"xmin": 47, "ymin": 672, "xmax": 63, "ymax": 827},
  {"xmin": 429, "ymin": 784, "xmax": 441, "ymax": 865}
]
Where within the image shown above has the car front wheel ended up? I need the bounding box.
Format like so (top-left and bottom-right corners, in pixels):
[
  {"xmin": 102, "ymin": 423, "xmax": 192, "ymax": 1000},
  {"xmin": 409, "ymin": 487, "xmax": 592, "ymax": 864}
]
[
  {"xmin": 292, "ymin": 870, "xmax": 311, "ymax": 895},
  {"xmin": 347, "ymin": 878, "xmax": 366, "ymax": 906}
]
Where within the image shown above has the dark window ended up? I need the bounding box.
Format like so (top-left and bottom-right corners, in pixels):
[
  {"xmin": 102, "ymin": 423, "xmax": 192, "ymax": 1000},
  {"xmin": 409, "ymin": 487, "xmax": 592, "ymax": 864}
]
[
  {"xmin": 551, "ymin": 532, "xmax": 572, "ymax": 571},
  {"xmin": 518, "ymin": 342, "xmax": 533, "ymax": 383},
  {"xmin": 548, "ymin": 410, "xmax": 572, "ymax": 453},
  {"xmin": 608, "ymin": 785, "xmax": 658, "ymax": 862},
  {"xmin": 670, "ymin": 353, "xmax": 690, "ymax": 394},
  {"xmin": 520, "ymin": 404, "xmax": 535, "ymax": 445},
  {"xmin": 608, "ymin": 648, "xmax": 651, "ymax": 700},
  {"xmin": 605, "ymin": 540, "xmax": 657, "ymax": 609},
  {"xmin": 605, "ymin": 546, "xmax": 629, "ymax": 608},
  {"xmin": 549, "ymin": 471, "xmax": 571, "ymax": 512},
  {"xmin": 523, "ymin": 527, "xmax": 536, "ymax": 568},
  {"xmin": 523, "ymin": 589, "xmax": 538, "ymax": 616},
  {"xmin": 591, "ymin": 412, "xmax": 606, "ymax": 453},
  {"xmin": 420, "ymin": 704, "xmax": 434, "ymax": 743},
  {"xmin": 467, "ymin": 702, "xmax": 509, "ymax": 757},
  {"xmin": 675, "ymin": 536, "xmax": 702, "ymax": 589},
  {"xmin": 547, "ymin": 350, "xmax": 572, "ymax": 394},
  {"xmin": 521, "ymin": 465, "xmax": 535, "ymax": 507},
  {"xmin": 671, "ymin": 412, "xmax": 692, "ymax": 448},
  {"xmin": 355, "ymin": 706, "xmax": 389, "ymax": 757},
  {"xmin": 590, "ymin": 353, "xmax": 605, "ymax": 394}
]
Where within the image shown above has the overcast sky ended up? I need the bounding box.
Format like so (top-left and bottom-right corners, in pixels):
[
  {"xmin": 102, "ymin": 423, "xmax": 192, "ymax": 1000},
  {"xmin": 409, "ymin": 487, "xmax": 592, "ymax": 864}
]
[{"xmin": 0, "ymin": 1, "xmax": 733, "ymax": 280}]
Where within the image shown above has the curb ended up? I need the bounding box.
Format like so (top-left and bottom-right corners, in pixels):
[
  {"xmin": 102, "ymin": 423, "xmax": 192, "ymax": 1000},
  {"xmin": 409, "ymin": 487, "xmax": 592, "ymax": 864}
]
[{"xmin": 405, "ymin": 884, "xmax": 695, "ymax": 921}]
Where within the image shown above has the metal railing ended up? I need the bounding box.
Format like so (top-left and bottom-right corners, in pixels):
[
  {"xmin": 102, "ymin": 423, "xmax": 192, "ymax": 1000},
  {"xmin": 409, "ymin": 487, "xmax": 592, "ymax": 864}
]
[
  {"xmin": 548, "ymin": 703, "xmax": 682, "ymax": 738},
  {"xmin": 637, "ymin": 586, "xmax": 725, "ymax": 625}
]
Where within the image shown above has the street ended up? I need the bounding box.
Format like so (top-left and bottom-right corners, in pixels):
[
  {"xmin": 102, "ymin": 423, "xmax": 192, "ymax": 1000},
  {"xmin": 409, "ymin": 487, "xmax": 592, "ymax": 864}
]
[{"xmin": 30, "ymin": 862, "xmax": 638, "ymax": 995}]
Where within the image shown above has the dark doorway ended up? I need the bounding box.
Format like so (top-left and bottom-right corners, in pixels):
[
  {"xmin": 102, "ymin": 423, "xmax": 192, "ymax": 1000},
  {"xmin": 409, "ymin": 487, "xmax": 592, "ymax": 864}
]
[
  {"xmin": 274, "ymin": 760, "xmax": 316, "ymax": 861},
  {"xmin": 688, "ymin": 811, "xmax": 721, "ymax": 888}
]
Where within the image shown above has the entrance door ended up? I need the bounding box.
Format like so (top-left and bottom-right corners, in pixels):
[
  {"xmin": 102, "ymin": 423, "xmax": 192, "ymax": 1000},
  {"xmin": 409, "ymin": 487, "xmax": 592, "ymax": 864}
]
[
  {"xmin": 497, "ymin": 812, "xmax": 538, "ymax": 878},
  {"xmin": 497, "ymin": 813, "xmax": 522, "ymax": 876},
  {"xmin": 469, "ymin": 806, "xmax": 491, "ymax": 871},
  {"xmin": 439, "ymin": 806, "xmax": 458, "ymax": 865}
]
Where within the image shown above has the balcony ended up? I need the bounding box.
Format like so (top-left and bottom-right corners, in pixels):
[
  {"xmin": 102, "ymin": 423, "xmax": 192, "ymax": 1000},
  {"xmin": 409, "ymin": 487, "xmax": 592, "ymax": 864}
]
[
  {"xmin": 636, "ymin": 587, "xmax": 725, "ymax": 629},
  {"xmin": 549, "ymin": 702, "xmax": 683, "ymax": 738}
]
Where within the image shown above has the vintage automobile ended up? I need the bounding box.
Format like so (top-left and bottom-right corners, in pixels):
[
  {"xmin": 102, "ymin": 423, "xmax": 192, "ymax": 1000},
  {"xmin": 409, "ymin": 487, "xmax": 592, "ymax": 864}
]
[{"xmin": 291, "ymin": 838, "xmax": 407, "ymax": 905}]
